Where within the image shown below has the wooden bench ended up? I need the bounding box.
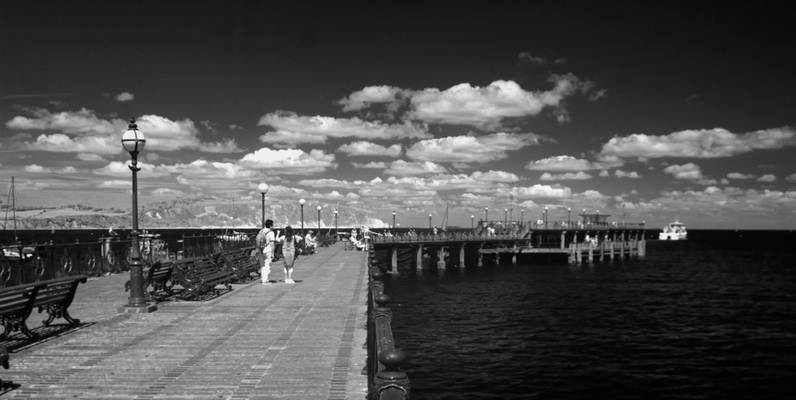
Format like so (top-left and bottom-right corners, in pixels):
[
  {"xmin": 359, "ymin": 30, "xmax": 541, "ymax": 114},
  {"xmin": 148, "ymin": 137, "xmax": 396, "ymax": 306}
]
[
  {"xmin": 217, "ymin": 247, "xmax": 259, "ymax": 283},
  {"xmin": 125, "ymin": 260, "xmax": 175, "ymax": 299},
  {"xmin": 172, "ymin": 257, "xmax": 235, "ymax": 300},
  {"xmin": 0, "ymin": 275, "xmax": 86, "ymax": 340}
]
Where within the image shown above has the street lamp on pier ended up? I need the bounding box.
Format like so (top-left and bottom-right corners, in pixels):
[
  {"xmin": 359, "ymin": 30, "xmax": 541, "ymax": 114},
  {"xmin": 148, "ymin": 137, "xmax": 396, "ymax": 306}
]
[
  {"xmin": 317, "ymin": 205, "xmax": 322, "ymax": 231},
  {"xmin": 299, "ymin": 198, "xmax": 306, "ymax": 233},
  {"xmin": 544, "ymin": 206, "xmax": 549, "ymax": 229},
  {"xmin": 334, "ymin": 209, "xmax": 338, "ymax": 240},
  {"xmin": 428, "ymin": 213, "xmax": 432, "ymax": 229},
  {"xmin": 471, "ymin": 215, "xmax": 475, "ymax": 230},
  {"xmin": 567, "ymin": 207, "xmax": 572, "ymax": 227},
  {"xmin": 520, "ymin": 209, "xmax": 525, "ymax": 227},
  {"xmin": 120, "ymin": 119, "xmax": 154, "ymax": 312},
  {"xmin": 258, "ymin": 182, "xmax": 269, "ymax": 228},
  {"xmin": 484, "ymin": 207, "xmax": 488, "ymax": 222},
  {"xmin": 392, "ymin": 211, "xmax": 396, "ymax": 231},
  {"xmin": 504, "ymin": 208, "xmax": 508, "ymax": 225}
]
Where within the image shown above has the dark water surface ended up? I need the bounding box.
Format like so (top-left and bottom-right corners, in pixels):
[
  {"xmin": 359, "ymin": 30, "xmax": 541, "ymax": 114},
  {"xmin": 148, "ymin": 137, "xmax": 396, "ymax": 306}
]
[{"xmin": 385, "ymin": 231, "xmax": 796, "ymax": 399}]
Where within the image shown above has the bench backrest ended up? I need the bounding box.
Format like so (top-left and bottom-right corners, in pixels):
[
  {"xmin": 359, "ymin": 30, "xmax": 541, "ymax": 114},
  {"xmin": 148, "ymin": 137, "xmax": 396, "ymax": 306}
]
[
  {"xmin": 32, "ymin": 275, "xmax": 87, "ymax": 309},
  {"xmin": 0, "ymin": 284, "xmax": 39, "ymax": 315}
]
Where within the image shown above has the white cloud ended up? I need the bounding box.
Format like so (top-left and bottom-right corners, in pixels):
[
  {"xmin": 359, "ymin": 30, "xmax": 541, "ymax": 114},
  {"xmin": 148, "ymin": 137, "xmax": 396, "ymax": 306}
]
[
  {"xmin": 599, "ymin": 170, "xmax": 609, "ymax": 177},
  {"xmin": 786, "ymin": 173, "xmax": 796, "ymax": 182},
  {"xmin": 516, "ymin": 184, "xmax": 572, "ymax": 199},
  {"xmin": 98, "ymin": 180, "xmax": 131, "ymax": 189},
  {"xmin": 408, "ymin": 75, "xmax": 596, "ymax": 129},
  {"xmin": 614, "ymin": 170, "xmax": 641, "ymax": 179},
  {"xmin": 525, "ymin": 155, "xmax": 595, "ymax": 171},
  {"xmin": 239, "ymin": 148, "xmax": 337, "ymax": 175},
  {"xmin": 338, "ymin": 141, "xmax": 402, "ymax": 157},
  {"xmin": 6, "ymin": 108, "xmax": 242, "ymax": 154},
  {"xmin": 93, "ymin": 161, "xmax": 172, "ymax": 178},
  {"xmin": 77, "ymin": 153, "xmax": 107, "ymax": 162},
  {"xmin": 384, "ymin": 160, "xmax": 448, "ymax": 176},
  {"xmin": 539, "ymin": 171, "xmax": 592, "ymax": 181},
  {"xmin": 757, "ymin": 174, "xmax": 776, "ymax": 183},
  {"xmin": 115, "ymin": 92, "xmax": 135, "ymax": 102},
  {"xmin": 727, "ymin": 172, "xmax": 756, "ymax": 180},
  {"xmin": 663, "ymin": 163, "xmax": 716, "ymax": 185},
  {"xmin": 337, "ymin": 85, "xmax": 404, "ymax": 111},
  {"xmin": 406, "ymin": 132, "xmax": 541, "ymax": 164},
  {"xmin": 470, "ymin": 170, "xmax": 520, "ymax": 183},
  {"xmin": 599, "ymin": 126, "xmax": 796, "ymax": 161},
  {"xmin": 257, "ymin": 111, "xmax": 429, "ymax": 145},
  {"xmin": 352, "ymin": 161, "xmax": 387, "ymax": 169},
  {"xmin": 24, "ymin": 164, "xmax": 52, "ymax": 173}
]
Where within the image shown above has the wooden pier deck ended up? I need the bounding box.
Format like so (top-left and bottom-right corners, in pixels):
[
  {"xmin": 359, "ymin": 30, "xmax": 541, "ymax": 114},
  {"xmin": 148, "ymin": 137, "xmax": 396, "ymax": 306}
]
[{"xmin": 2, "ymin": 243, "xmax": 369, "ymax": 400}]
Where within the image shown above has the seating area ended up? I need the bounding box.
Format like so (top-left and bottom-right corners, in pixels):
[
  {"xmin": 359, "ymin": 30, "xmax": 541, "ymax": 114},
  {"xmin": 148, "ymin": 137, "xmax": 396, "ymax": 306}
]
[{"xmin": 0, "ymin": 275, "xmax": 87, "ymax": 340}]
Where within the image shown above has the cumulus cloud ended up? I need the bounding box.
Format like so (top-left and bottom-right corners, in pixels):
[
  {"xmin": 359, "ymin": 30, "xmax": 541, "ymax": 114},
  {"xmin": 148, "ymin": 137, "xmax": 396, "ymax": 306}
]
[
  {"xmin": 516, "ymin": 184, "xmax": 572, "ymax": 199},
  {"xmin": 115, "ymin": 92, "xmax": 135, "ymax": 102},
  {"xmin": 239, "ymin": 148, "xmax": 337, "ymax": 174},
  {"xmin": 337, "ymin": 85, "xmax": 404, "ymax": 111},
  {"xmin": 470, "ymin": 170, "xmax": 520, "ymax": 183},
  {"xmin": 727, "ymin": 172, "xmax": 756, "ymax": 180},
  {"xmin": 786, "ymin": 173, "xmax": 796, "ymax": 182},
  {"xmin": 98, "ymin": 180, "xmax": 131, "ymax": 189},
  {"xmin": 406, "ymin": 132, "xmax": 541, "ymax": 164},
  {"xmin": 77, "ymin": 153, "xmax": 106, "ymax": 162},
  {"xmin": 614, "ymin": 170, "xmax": 641, "ymax": 179},
  {"xmin": 384, "ymin": 160, "xmax": 448, "ymax": 176},
  {"xmin": 598, "ymin": 126, "xmax": 796, "ymax": 162},
  {"xmin": 338, "ymin": 141, "xmax": 402, "ymax": 157},
  {"xmin": 6, "ymin": 108, "xmax": 243, "ymax": 154},
  {"xmin": 151, "ymin": 188, "xmax": 185, "ymax": 196},
  {"xmin": 352, "ymin": 161, "xmax": 387, "ymax": 169},
  {"xmin": 408, "ymin": 75, "xmax": 597, "ymax": 129},
  {"xmin": 525, "ymin": 155, "xmax": 596, "ymax": 171},
  {"xmin": 257, "ymin": 111, "xmax": 429, "ymax": 145},
  {"xmin": 663, "ymin": 163, "xmax": 716, "ymax": 185},
  {"xmin": 757, "ymin": 174, "xmax": 776, "ymax": 183},
  {"xmin": 539, "ymin": 171, "xmax": 592, "ymax": 181},
  {"xmin": 93, "ymin": 161, "xmax": 172, "ymax": 178},
  {"xmin": 24, "ymin": 164, "xmax": 52, "ymax": 173}
]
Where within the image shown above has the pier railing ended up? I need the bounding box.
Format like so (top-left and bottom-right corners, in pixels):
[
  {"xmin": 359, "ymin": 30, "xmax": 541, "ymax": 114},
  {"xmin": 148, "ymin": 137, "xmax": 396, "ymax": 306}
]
[{"xmin": 367, "ymin": 249, "xmax": 410, "ymax": 400}]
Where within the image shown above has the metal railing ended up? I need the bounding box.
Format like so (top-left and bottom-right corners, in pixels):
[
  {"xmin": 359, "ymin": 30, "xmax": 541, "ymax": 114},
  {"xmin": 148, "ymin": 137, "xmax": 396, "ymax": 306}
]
[{"xmin": 367, "ymin": 250, "xmax": 410, "ymax": 400}]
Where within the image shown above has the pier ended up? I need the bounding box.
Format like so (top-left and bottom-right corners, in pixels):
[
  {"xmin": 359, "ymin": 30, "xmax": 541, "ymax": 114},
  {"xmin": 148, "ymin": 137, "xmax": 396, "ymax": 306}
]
[
  {"xmin": 371, "ymin": 218, "xmax": 647, "ymax": 274},
  {"xmin": 1, "ymin": 243, "xmax": 376, "ymax": 399}
]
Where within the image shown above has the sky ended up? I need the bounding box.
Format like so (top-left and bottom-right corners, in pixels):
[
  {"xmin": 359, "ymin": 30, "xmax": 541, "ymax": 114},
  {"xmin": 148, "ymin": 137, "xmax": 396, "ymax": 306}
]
[{"xmin": 1, "ymin": 0, "xmax": 795, "ymax": 229}]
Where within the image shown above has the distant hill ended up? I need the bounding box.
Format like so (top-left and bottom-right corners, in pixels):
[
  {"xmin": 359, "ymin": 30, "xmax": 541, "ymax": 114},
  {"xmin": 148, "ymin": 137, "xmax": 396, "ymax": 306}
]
[{"xmin": 2, "ymin": 196, "xmax": 387, "ymax": 230}]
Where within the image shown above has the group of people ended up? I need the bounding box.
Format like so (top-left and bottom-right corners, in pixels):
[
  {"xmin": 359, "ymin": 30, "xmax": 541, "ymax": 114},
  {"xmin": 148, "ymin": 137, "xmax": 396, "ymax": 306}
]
[{"xmin": 254, "ymin": 219, "xmax": 318, "ymax": 285}]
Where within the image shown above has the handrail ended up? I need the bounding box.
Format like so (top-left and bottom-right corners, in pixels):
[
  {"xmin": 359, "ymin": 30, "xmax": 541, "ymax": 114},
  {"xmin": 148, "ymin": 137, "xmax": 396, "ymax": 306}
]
[{"xmin": 367, "ymin": 249, "xmax": 410, "ymax": 399}]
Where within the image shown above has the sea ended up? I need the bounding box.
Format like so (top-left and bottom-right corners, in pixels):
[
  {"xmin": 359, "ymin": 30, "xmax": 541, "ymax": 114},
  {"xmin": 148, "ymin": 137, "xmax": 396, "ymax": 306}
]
[
  {"xmin": 3, "ymin": 228, "xmax": 795, "ymax": 399},
  {"xmin": 384, "ymin": 230, "xmax": 796, "ymax": 400}
]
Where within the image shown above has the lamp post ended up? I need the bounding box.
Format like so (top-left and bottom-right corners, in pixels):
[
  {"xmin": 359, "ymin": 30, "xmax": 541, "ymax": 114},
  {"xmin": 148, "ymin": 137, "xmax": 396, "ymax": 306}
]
[
  {"xmin": 121, "ymin": 119, "xmax": 151, "ymax": 311},
  {"xmin": 334, "ymin": 209, "xmax": 338, "ymax": 241},
  {"xmin": 317, "ymin": 205, "xmax": 322, "ymax": 231},
  {"xmin": 299, "ymin": 198, "xmax": 305, "ymax": 233},
  {"xmin": 392, "ymin": 211, "xmax": 396, "ymax": 231},
  {"xmin": 428, "ymin": 213, "xmax": 432, "ymax": 229},
  {"xmin": 545, "ymin": 206, "xmax": 550, "ymax": 229},
  {"xmin": 471, "ymin": 215, "xmax": 475, "ymax": 230},
  {"xmin": 258, "ymin": 182, "xmax": 269, "ymax": 228},
  {"xmin": 567, "ymin": 207, "xmax": 572, "ymax": 227},
  {"xmin": 504, "ymin": 208, "xmax": 508, "ymax": 225},
  {"xmin": 484, "ymin": 207, "xmax": 488, "ymax": 222},
  {"xmin": 520, "ymin": 209, "xmax": 525, "ymax": 226}
]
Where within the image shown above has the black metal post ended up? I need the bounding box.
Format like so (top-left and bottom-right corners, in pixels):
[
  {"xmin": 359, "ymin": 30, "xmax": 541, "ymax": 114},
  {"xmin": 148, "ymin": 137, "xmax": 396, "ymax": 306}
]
[
  {"xmin": 300, "ymin": 204, "xmax": 304, "ymax": 233},
  {"xmin": 484, "ymin": 207, "xmax": 488, "ymax": 222},
  {"xmin": 260, "ymin": 192, "xmax": 266, "ymax": 228},
  {"xmin": 127, "ymin": 153, "xmax": 145, "ymax": 308},
  {"xmin": 392, "ymin": 211, "xmax": 396, "ymax": 231},
  {"xmin": 317, "ymin": 207, "xmax": 321, "ymax": 231}
]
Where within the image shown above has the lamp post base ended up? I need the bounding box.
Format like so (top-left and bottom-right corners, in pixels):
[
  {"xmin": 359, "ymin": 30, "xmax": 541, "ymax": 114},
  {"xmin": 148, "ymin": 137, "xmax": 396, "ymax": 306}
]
[{"xmin": 117, "ymin": 303, "xmax": 158, "ymax": 314}]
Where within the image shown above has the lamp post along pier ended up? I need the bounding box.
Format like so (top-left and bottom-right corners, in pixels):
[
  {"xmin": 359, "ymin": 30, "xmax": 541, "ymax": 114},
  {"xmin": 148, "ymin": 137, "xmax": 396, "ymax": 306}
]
[
  {"xmin": 317, "ymin": 205, "xmax": 321, "ymax": 231},
  {"xmin": 258, "ymin": 183, "xmax": 269, "ymax": 228},
  {"xmin": 120, "ymin": 119, "xmax": 155, "ymax": 313},
  {"xmin": 299, "ymin": 198, "xmax": 306, "ymax": 234}
]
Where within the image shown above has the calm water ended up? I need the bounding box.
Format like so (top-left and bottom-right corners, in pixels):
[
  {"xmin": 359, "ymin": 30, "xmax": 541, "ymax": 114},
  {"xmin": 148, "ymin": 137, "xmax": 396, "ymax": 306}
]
[{"xmin": 385, "ymin": 231, "xmax": 796, "ymax": 399}]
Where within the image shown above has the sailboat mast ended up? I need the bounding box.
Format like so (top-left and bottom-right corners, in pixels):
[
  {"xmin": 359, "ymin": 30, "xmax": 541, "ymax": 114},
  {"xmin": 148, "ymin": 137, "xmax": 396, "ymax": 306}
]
[{"xmin": 11, "ymin": 176, "xmax": 17, "ymax": 241}]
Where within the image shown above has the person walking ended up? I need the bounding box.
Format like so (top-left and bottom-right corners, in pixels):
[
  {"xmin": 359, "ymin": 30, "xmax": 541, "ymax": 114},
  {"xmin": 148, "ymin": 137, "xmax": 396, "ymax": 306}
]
[
  {"xmin": 278, "ymin": 225, "xmax": 302, "ymax": 284},
  {"xmin": 256, "ymin": 219, "xmax": 280, "ymax": 285}
]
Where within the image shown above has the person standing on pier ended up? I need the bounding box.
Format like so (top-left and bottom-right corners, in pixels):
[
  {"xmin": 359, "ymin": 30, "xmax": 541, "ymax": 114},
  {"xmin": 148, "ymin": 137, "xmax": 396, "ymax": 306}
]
[
  {"xmin": 256, "ymin": 219, "xmax": 280, "ymax": 285},
  {"xmin": 278, "ymin": 226, "xmax": 302, "ymax": 284}
]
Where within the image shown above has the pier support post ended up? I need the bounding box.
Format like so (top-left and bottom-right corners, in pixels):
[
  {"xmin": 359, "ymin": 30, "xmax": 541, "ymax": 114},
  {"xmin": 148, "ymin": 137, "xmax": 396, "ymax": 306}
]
[
  {"xmin": 416, "ymin": 244, "xmax": 423, "ymax": 271},
  {"xmin": 638, "ymin": 238, "xmax": 646, "ymax": 258},
  {"xmin": 575, "ymin": 243, "xmax": 582, "ymax": 264},
  {"xmin": 560, "ymin": 231, "xmax": 566, "ymax": 249},
  {"xmin": 599, "ymin": 237, "xmax": 605, "ymax": 262},
  {"xmin": 495, "ymin": 250, "xmax": 501, "ymax": 266},
  {"xmin": 459, "ymin": 245, "xmax": 466, "ymax": 269},
  {"xmin": 390, "ymin": 247, "xmax": 398, "ymax": 275},
  {"xmin": 512, "ymin": 243, "xmax": 518, "ymax": 265},
  {"xmin": 588, "ymin": 241, "xmax": 594, "ymax": 264},
  {"xmin": 437, "ymin": 247, "xmax": 446, "ymax": 270},
  {"xmin": 609, "ymin": 240, "xmax": 614, "ymax": 261},
  {"xmin": 477, "ymin": 243, "xmax": 484, "ymax": 267},
  {"xmin": 568, "ymin": 243, "xmax": 576, "ymax": 264}
]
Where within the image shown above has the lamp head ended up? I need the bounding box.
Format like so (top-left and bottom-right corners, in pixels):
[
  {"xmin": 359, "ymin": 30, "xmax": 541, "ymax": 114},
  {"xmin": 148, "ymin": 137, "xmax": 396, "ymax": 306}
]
[
  {"xmin": 258, "ymin": 182, "xmax": 269, "ymax": 193},
  {"xmin": 299, "ymin": 198, "xmax": 305, "ymax": 205},
  {"xmin": 121, "ymin": 119, "xmax": 146, "ymax": 155},
  {"xmin": 316, "ymin": 205, "xmax": 321, "ymax": 211}
]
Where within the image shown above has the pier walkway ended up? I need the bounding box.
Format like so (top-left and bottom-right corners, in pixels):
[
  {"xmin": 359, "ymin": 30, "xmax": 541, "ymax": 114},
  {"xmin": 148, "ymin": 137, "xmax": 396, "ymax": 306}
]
[{"xmin": 3, "ymin": 243, "xmax": 369, "ymax": 400}]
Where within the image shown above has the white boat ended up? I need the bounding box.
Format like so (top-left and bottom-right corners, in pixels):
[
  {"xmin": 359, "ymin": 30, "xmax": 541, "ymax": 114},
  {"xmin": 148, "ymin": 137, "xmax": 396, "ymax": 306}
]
[{"xmin": 659, "ymin": 221, "xmax": 687, "ymax": 240}]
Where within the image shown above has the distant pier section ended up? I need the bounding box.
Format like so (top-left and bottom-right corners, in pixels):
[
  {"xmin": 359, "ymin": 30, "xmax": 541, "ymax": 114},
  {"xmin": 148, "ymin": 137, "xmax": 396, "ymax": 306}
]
[{"xmin": 371, "ymin": 213, "xmax": 647, "ymax": 273}]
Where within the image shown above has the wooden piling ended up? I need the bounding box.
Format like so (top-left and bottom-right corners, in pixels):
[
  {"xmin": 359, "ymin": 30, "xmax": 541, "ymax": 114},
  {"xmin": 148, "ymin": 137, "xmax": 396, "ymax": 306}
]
[
  {"xmin": 391, "ymin": 247, "xmax": 398, "ymax": 275},
  {"xmin": 437, "ymin": 247, "xmax": 446, "ymax": 270},
  {"xmin": 416, "ymin": 244, "xmax": 423, "ymax": 271},
  {"xmin": 588, "ymin": 241, "xmax": 594, "ymax": 264},
  {"xmin": 459, "ymin": 245, "xmax": 466, "ymax": 268}
]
